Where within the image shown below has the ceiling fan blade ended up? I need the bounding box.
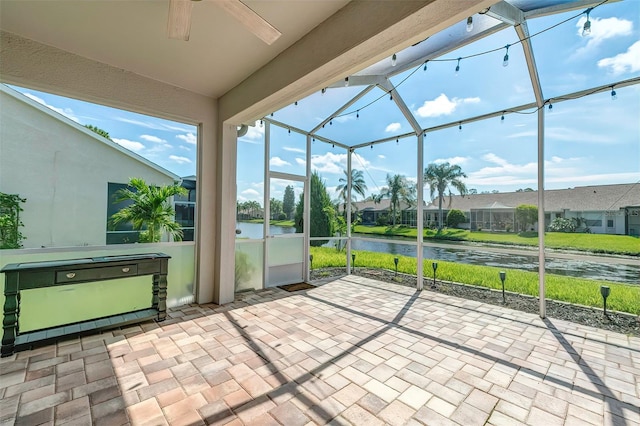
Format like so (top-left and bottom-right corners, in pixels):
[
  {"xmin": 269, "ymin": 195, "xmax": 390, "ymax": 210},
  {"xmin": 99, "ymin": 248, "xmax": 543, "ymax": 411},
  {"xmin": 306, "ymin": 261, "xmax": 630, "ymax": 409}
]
[
  {"xmin": 167, "ymin": 0, "xmax": 193, "ymax": 41},
  {"xmin": 216, "ymin": 0, "xmax": 281, "ymax": 45}
]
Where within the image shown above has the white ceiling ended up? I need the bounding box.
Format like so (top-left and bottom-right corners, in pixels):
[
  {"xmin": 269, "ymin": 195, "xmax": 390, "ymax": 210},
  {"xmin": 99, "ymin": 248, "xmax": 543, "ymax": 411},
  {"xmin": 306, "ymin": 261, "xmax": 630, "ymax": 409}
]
[{"xmin": 0, "ymin": 0, "xmax": 350, "ymax": 98}]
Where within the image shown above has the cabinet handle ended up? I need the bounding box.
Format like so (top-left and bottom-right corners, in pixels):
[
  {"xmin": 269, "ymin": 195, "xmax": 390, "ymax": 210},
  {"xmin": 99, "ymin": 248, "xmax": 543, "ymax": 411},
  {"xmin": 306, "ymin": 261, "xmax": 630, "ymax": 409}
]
[
  {"xmin": 122, "ymin": 267, "xmax": 130, "ymax": 273},
  {"xmin": 66, "ymin": 272, "xmax": 76, "ymax": 279}
]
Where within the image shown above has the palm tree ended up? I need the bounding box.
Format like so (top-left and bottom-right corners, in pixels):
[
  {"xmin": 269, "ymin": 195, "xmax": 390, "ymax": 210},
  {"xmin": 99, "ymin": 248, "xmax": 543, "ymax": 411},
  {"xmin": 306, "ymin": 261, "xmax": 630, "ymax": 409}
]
[
  {"xmin": 375, "ymin": 174, "xmax": 416, "ymax": 226},
  {"xmin": 424, "ymin": 162, "xmax": 468, "ymax": 230},
  {"xmin": 110, "ymin": 177, "xmax": 187, "ymax": 242},
  {"xmin": 335, "ymin": 169, "xmax": 368, "ymax": 216}
]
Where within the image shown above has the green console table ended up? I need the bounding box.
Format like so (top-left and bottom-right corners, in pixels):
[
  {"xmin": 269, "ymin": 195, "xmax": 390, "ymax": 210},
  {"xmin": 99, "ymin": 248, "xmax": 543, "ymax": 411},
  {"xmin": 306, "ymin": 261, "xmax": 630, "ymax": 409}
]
[{"xmin": 1, "ymin": 253, "xmax": 170, "ymax": 357}]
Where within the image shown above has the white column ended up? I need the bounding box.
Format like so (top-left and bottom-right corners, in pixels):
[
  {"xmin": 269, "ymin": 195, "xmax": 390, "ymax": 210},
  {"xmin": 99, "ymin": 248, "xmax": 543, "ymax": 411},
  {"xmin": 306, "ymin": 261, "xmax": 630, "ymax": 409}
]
[
  {"xmin": 537, "ymin": 108, "xmax": 546, "ymax": 318},
  {"xmin": 347, "ymin": 148, "xmax": 352, "ymax": 273},
  {"xmin": 417, "ymin": 133, "xmax": 424, "ymax": 290},
  {"xmin": 305, "ymin": 135, "xmax": 312, "ymax": 282},
  {"xmin": 263, "ymin": 121, "xmax": 271, "ymax": 288}
]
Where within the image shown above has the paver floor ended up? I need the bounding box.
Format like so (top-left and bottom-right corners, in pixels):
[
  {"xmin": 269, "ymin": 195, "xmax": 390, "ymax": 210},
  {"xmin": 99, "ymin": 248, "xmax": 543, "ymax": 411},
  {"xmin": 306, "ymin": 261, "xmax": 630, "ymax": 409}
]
[{"xmin": 1, "ymin": 275, "xmax": 638, "ymax": 425}]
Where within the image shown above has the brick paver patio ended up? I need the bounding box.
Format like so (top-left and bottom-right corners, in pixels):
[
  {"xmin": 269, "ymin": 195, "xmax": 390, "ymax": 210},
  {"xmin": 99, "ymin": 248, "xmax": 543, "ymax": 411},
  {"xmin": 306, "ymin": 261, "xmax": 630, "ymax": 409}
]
[{"xmin": 1, "ymin": 275, "xmax": 638, "ymax": 425}]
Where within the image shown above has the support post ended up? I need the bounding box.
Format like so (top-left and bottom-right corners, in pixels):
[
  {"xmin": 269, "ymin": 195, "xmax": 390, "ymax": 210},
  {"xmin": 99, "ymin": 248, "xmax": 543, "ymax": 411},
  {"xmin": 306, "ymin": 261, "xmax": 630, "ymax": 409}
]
[
  {"xmin": 347, "ymin": 148, "xmax": 353, "ymax": 274},
  {"xmin": 417, "ymin": 133, "xmax": 424, "ymax": 290}
]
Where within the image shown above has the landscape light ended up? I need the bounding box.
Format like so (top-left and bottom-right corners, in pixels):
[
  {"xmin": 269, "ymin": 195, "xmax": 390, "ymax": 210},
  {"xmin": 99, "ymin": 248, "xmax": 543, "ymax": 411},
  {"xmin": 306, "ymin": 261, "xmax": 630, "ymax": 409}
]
[
  {"xmin": 352, "ymin": 253, "xmax": 356, "ymax": 268},
  {"xmin": 600, "ymin": 286, "xmax": 610, "ymax": 316},
  {"xmin": 394, "ymin": 257, "xmax": 399, "ymax": 276},
  {"xmin": 309, "ymin": 254, "xmax": 313, "ymax": 270},
  {"xmin": 432, "ymin": 262, "xmax": 438, "ymax": 288},
  {"xmin": 499, "ymin": 271, "xmax": 506, "ymax": 303}
]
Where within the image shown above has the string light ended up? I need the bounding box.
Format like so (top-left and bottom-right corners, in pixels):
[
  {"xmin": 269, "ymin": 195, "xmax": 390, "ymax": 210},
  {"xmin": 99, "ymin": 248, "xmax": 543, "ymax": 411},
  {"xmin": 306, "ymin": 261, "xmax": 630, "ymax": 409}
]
[
  {"xmin": 288, "ymin": 128, "xmax": 291, "ymax": 134},
  {"xmin": 332, "ymin": 143, "xmax": 335, "ymax": 148},
  {"xmin": 344, "ymin": 77, "xmax": 350, "ymax": 87},
  {"xmin": 466, "ymin": 16, "xmax": 473, "ymax": 32},
  {"xmin": 503, "ymin": 45, "xmax": 510, "ymax": 67},
  {"xmin": 611, "ymin": 86, "xmax": 617, "ymax": 100},
  {"xmin": 294, "ymin": 101, "xmax": 298, "ymax": 106},
  {"xmin": 501, "ymin": 113, "xmax": 505, "ymax": 123},
  {"xmin": 391, "ymin": 53, "xmax": 397, "ymax": 67},
  {"xmin": 270, "ymin": 112, "xmax": 274, "ymax": 117},
  {"xmin": 458, "ymin": 122, "xmax": 462, "ymax": 131},
  {"xmin": 321, "ymin": 88, "xmax": 327, "ymax": 95},
  {"xmin": 389, "ymin": 92, "xmax": 393, "ymax": 101},
  {"xmin": 324, "ymin": 2, "xmax": 612, "ymax": 123},
  {"xmin": 370, "ymin": 143, "xmax": 374, "ymax": 149},
  {"xmin": 330, "ymin": 119, "xmax": 333, "ymax": 125},
  {"xmin": 259, "ymin": 120, "xmax": 263, "ymax": 127},
  {"xmin": 582, "ymin": 8, "xmax": 592, "ymax": 36},
  {"xmin": 396, "ymin": 138, "xmax": 399, "ymax": 145},
  {"xmin": 548, "ymin": 101, "xmax": 553, "ymax": 111},
  {"xmin": 356, "ymin": 110, "xmax": 360, "ymax": 119}
]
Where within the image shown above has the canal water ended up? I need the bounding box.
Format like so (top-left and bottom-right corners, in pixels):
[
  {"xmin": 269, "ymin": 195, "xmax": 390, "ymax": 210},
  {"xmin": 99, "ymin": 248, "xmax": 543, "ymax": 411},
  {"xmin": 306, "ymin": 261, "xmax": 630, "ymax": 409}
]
[{"xmin": 236, "ymin": 222, "xmax": 639, "ymax": 285}]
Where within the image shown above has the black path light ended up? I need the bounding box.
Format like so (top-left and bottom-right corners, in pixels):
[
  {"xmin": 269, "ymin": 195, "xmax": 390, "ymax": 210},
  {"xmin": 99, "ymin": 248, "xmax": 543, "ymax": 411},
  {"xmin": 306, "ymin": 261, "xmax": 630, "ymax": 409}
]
[
  {"xmin": 309, "ymin": 254, "xmax": 313, "ymax": 270},
  {"xmin": 499, "ymin": 271, "xmax": 506, "ymax": 303},
  {"xmin": 352, "ymin": 253, "xmax": 356, "ymax": 269},
  {"xmin": 432, "ymin": 262, "xmax": 438, "ymax": 288},
  {"xmin": 394, "ymin": 257, "xmax": 399, "ymax": 276},
  {"xmin": 600, "ymin": 285, "xmax": 611, "ymax": 316}
]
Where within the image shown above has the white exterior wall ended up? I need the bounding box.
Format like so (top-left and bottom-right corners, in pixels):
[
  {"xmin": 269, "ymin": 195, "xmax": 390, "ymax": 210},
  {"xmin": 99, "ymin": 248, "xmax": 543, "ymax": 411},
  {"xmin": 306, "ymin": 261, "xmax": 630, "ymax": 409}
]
[
  {"xmin": 563, "ymin": 211, "xmax": 626, "ymax": 235},
  {"xmin": 0, "ymin": 90, "xmax": 176, "ymax": 248}
]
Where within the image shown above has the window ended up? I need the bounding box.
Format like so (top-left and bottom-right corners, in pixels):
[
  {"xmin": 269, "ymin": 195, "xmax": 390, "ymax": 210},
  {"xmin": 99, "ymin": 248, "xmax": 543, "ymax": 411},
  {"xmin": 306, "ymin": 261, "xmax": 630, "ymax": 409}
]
[
  {"xmin": 607, "ymin": 219, "xmax": 614, "ymax": 228},
  {"xmin": 585, "ymin": 219, "xmax": 602, "ymax": 227},
  {"xmin": 106, "ymin": 183, "xmax": 141, "ymax": 244}
]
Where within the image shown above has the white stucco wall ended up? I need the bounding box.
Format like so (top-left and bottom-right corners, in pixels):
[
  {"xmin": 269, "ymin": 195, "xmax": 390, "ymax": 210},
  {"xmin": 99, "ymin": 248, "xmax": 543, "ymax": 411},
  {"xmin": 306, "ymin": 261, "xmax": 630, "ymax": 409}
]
[{"xmin": 0, "ymin": 88, "xmax": 176, "ymax": 248}]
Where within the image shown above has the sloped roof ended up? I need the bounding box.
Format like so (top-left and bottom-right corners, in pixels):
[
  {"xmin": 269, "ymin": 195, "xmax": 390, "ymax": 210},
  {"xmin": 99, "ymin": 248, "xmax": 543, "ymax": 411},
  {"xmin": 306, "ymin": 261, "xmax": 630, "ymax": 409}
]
[
  {"xmin": 2, "ymin": 84, "xmax": 179, "ymax": 180},
  {"xmin": 424, "ymin": 184, "xmax": 640, "ymax": 212}
]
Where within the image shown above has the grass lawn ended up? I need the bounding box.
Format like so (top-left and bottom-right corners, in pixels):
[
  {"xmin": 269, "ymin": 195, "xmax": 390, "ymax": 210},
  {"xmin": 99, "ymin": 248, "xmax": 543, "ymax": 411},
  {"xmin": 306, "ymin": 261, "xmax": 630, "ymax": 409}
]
[
  {"xmin": 352, "ymin": 225, "xmax": 640, "ymax": 256},
  {"xmin": 310, "ymin": 247, "xmax": 640, "ymax": 315},
  {"xmin": 245, "ymin": 219, "xmax": 295, "ymax": 227}
]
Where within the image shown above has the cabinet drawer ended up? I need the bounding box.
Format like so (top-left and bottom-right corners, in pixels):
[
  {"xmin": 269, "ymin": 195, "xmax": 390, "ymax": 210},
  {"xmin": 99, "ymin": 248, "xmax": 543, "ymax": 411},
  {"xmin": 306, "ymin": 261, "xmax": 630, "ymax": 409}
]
[{"xmin": 56, "ymin": 264, "xmax": 138, "ymax": 283}]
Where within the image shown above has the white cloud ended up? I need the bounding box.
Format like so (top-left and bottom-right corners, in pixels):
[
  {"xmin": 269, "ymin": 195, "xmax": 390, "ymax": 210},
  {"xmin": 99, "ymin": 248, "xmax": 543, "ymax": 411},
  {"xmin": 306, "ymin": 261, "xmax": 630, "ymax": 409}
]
[
  {"xmin": 169, "ymin": 155, "xmax": 191, "ymax": 164},
  {"xmin": 239, "ymin": 121, "xmax": 265, "ymax": 144},
  {"xmin": 283, "ymin": 147, "xmax": 305, "ymax": 153},
  {"xmin": 113, "ymin": 138, "xmax": 145, "ymax": 152},
  {"xmin": 433, "ymin": 156, "xmax": 470, "ymax": 166},
  {"xmin": 577, "ymin": 16, "xmax": 633, "ymax": 51},
  {"xmin": 546, "ymin": 127, "xmax": 617, "ymax": 144},
  {"xmin": 179, "ymin": 145, "xmax": 191, "ymax": 151},
  {"xmin": 269, "ymin": 156, "xmax": 291, "ymax": 167},
  {"xmin": 295, "ymin": 158, "xmax": 306, "ymax": 166},
  {"xmin": 22, "ymin": 93, "xmax": 80, "ymax": 123},
  {"xmin": 177, "ymin": 132, "xmax": 197, "ymax": 145},
  {"xmin": 597, "ymin": 41, "xmax": 640, "ymax": 75},
  {"xmin": 241, "ymin": 188, "xmax": 260, "ymax": 197},
  {"xmin": 414, "ymin": 94, "xmax": 481, "ymax": 118},
  {"xmin": 114, "ymin": 117, "xmax": 191, "ymax": 133},
  {"xmin": 334, "ymin": 115, "xmax": 355, "ymax": 123},
  {"xmin": 378, "ymin": 155, "xmax": 386, "ymax": 159},
  {"xmin": 140, "ymin": 134, "xmax": 166, "ymax": 143},
  {"xmin": 482, "ymin": 153, "xmax": 509, "ymax": 166},
  {"xmin": 507, "ymin": 131, "xmax": 537, "ymax": 139},
  {"xmin": 385, "ymin": 122, "xmax": 401, "ymax": 133}
]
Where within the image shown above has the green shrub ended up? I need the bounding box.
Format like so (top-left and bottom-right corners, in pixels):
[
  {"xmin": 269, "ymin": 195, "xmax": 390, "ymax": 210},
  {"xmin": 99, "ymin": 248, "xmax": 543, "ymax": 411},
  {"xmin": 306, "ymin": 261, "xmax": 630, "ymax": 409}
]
[
  {"xmin": 549, "ymin": 217, "xmax": 576, "ymax": 233},
  {"xmin": 446, "ymin": 209, "xmax": 466, "ymax": 228}
]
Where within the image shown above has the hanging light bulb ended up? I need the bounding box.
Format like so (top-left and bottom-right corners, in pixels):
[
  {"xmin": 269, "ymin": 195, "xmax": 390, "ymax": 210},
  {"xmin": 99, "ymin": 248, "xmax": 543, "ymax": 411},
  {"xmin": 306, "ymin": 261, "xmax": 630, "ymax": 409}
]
[
  {"xmin": 294, "ymin": 101, "xmax": 298, "ymax": 106},
  {"xmin": 582, "ymin": 9, "xmax": 592, "ymax": 37},
  {"xmin": 370, "ymin": 143, "xmax": 373, "ymax": 149},
  {"xmin": 330, "ymin": 119, "xmax": 333, "ymax": 126},
  {"xmin": 288, "ymin": 128, "xmax": 291, "ymax": 134},
  {"xmin": 270, "ymin": 112, "xmax": 274, "ymax": 117},
  {"xmin": 332, "ymin": 143, "xmax": 335, "ymax": 148},
  {"xmin": 611, "ymin": 87, "xmax": 617, "ymax": 100},
  {"xmin": 503, "ymin": 45, "xmax": 510, "ymax": 67},
  {"xmin": 458, "ymin": 123, "xmax": 462, "ymax": 131},
  {"xmin": 501, "ymin": 113, "xmax": 505, "ymax": 123},
  {"xmin": 396, "ymin": 138, "xmax": 399, "ymax": 145},
  {"xmin": 466, "ymin": 16, "xmax": 473, "ymax": 32},
  {"xmin": 312, "ymin": 137, "xmax": 315, "ymax": 142},
  {"xmin": 391, "ymin": 53, "xmax": 397, "ymax": 67},
  {"xmin": 423, "ymin": 60, "xmax": 428, "ymax": 71},
  {"xmin": 344, "ymin": 77, "xmax": 350, "ymax": 87},
  {"xmin": 356, "ymin": 110, "xmax": 360, "ymax": 119},
  {"xmin": 390, "ymin": 93, "xmax": 393, "ymax": 101},
  {"xmin": 455, "ymin": 58, "xmax": 461, "ymax": 75},
  {"xmin": 259, "ymin": 120, "xmax": 263, "ymax": 128},
  {"xmin": 548, "ymin": 101, "xmax": 553, "ymax": 111},
  {"xmin": 321, "ymin": 87, "xmax": 327, "ymax": 95}
]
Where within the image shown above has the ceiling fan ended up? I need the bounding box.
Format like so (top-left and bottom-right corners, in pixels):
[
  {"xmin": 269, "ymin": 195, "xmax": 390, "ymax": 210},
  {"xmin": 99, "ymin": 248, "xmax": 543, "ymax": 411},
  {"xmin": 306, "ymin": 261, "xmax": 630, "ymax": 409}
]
[{"xmin": 167, "ymin": 0, "xmax": 281, "ymax": 45}]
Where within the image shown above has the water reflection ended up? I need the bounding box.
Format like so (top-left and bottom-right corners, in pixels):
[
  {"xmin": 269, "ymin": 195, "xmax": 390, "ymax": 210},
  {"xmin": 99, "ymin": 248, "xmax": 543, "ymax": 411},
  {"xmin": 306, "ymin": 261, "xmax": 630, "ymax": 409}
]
[{"xmin": 236, "ymin": 222, "xmax": 639, "ymax": 284}]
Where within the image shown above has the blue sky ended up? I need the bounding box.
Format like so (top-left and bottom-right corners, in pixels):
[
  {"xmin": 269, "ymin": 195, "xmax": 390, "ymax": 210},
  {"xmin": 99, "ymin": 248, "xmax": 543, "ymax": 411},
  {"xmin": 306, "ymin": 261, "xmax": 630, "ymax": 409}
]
[{"xmin": 9, "ymin": 0, "xmax": 639, "ymax": 207}]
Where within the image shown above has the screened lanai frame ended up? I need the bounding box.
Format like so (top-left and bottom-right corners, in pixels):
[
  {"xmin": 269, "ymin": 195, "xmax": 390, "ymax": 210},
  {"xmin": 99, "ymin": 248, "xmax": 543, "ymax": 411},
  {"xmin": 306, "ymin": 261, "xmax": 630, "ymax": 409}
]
[{"xmin": 238, "ymin": 0, "xmax": 639, "ymax": 318}]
